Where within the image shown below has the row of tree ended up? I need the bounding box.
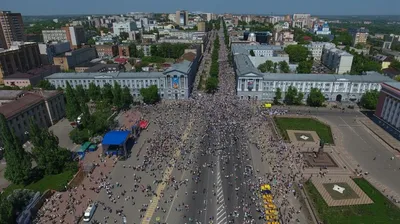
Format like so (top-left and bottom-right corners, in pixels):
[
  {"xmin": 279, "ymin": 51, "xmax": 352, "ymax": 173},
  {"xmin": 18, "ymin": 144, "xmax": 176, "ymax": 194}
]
[
  {"xmin": 128, "ymin": 43, "xmax": 189, "ymax": 59},
  {"xmin": 284, "ymin": 45, "xmax": 313, "ymax": 74},
  {"xmin": 350, "ymin": 51, "xmax": 381, "ymax": 74},
  {"xmin": 258, "ymin": 60, "xmax": 290, "ymax": 73},
  {"xmin": 273, "ymin": 87, "xmax": 326, "ymax": 107},
  {"xmin": 205, "ymin": 32, "xmax": 220, "ymax": 94}
]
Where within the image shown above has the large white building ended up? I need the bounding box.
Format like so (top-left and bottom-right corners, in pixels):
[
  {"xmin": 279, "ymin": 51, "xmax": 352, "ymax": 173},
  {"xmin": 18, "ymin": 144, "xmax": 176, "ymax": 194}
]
[
  {"xmin": 45, "ymin": 59, "xmax": 199, "ymax": 100},
  {"xmin": 321, "ymin": 44, "xmax": 354, "ymax": 74},
  {"xmin": 232, "ymin": 43, "xmax": 393, "ymax": 102},
  {"xmin": 375, "ymin": 82, "xmax": 400, "ymax": 130},
  {"xmin": 112, "ymin": 21, "xmax": 138, "ymax": 36},
  {"xmin": 42, "ymin": 29, "xmax": 68, "ymax": 43}
]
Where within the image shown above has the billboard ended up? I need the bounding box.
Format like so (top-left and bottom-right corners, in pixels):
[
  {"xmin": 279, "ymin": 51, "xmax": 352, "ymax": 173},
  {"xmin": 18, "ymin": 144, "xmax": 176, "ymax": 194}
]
[{"xmin": 172, "ymin": 77, "xmax": 179, "ymax": 89}]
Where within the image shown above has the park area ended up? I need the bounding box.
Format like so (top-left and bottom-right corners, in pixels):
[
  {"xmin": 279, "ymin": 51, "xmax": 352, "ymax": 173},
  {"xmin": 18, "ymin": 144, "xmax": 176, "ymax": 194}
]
[
  {"xmin": 274, "ymin": 117, "xmax": 334, "ymax": 144},
  {"xmin": 305, "ymin": 178, "xmax": 400, "ymax": 224}
]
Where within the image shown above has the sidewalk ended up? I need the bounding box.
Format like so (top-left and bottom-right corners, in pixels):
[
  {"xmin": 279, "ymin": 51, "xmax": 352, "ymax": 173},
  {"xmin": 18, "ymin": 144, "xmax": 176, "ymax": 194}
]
[{"xmin": 358, "ymin": 117, "xmax": 400, "ymax": 152}]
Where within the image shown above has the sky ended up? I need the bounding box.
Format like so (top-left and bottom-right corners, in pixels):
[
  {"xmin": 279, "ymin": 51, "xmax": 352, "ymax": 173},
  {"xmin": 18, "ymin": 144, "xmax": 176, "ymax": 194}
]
[{"xmin": 2, "ymin": 0, "xmax": 400, "ymax": 16}]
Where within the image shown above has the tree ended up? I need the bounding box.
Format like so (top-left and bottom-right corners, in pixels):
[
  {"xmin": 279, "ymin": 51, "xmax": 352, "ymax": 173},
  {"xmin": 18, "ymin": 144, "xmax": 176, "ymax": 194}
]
[
  {"xmin": 101, "ymin": 84, "xmax": 113, "ymax": 105},
  {"xmin": 272, "ymin": 63, "xmax": 278, "ymax": 73},
  {"xmin": 121, "ymin": 86, "xmax": 133, "ymax": 108},
  {"xmin": 87, "ymin": 39, "xmax": 95, "ymax": 45},
  {"xmin": 360, "ymin": 89, "xmax": 379, "ymax": 110},
  {"xmin": 87, "ymin": 82, "xmax": 101, "ymax": 101},
  {"xmin": 75, "ymin": 85, "xmax": 89, "ymax": 105},
  {"xmin": 0, "ymin": 114, "xmax": 32, "ymax": 185},
  {"xmin": 285, "ymin": 45, "xmax": 309, "ymax": 63},
  {"xmin": 307, "ymin": 88, "xmax": 325, "ymax": 107},
  {"xmin": 257, "ymin": 63, "xmax": 267, "ymax": 73},
  {"xmin": 150, "ymin": 44, "xmax": 158, "ymax": 57},
  {"xmin": 390, "ymin": 60, "xmax": 400, "ymax": 71},
  {"xmin": 265, "ymin": 60, "xmax": 274, "ymax": 72},
  {"xmin": 129, "ymin": 43, "xmax": 138, "ymax": 58},
  {"xmin": 140, "ymin": 85, "xmax": 160, "ymax": 104},
  {"xmin": 0, "ymin": 198, "xmax": 14, "ymax": 224},
  {"xmin": 119, "ymin": 32, "xmax": 129, "ymax": 40},
  {"xmin": 273, "ymin": 88, "xmax": 282, "ymax": 104},
  {"xmin": 205, "ymin": 77, "xmax": 219, "ymax": 94},
  {"xmin": 297, "ymin": 60, "xmax": 313, "ymax": 74},
  {"xmin": 249, "ymin": 50, "xmax": 255, "ymax": 56},
  {"xmin": 112, "ymin": 82, "xmax": 123, "ymax": 108},
  {"xmin": 295, "ymin": 92, "xmax": 304, "ymax": 105},
  {"xmin": 29, "ymin": 120, "xmax": 72, "ymax": 175},
  {"xmin": 65, "ymin": 82, "xmax": 81, "ymax": 121},
  {"xmin": 36, "ymin": 80, "xmax": 55, "ymax": 90},
  {"xmin": 278, "ymin": 61, "xmax": 290, "ymax": 73},
  {"xmin": 284, "ymin": 86, "xmax": 301, "ymax": 105}
]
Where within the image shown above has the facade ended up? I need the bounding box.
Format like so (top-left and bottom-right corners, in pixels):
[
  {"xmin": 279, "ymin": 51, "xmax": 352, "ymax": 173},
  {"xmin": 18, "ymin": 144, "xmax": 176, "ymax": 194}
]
[
  {"xmin": 95, "ymin": 44, "xmax": 118, "ymax": 58},
  {"xmin": 197, "ymin": 22, "xmax": 206, "ymax": 32},
  {"xmin": 307, "ymin": 42, "xmax": 335, "ymax": 61},
  {"xmin": 118, "ymin": 44, "xmax": 130, "ymax": 58},
  {"xmin": 349, "ymin": 27, "xmax": 369, "ymax": 47},
  {"xmin": 375, "ymin": 82, "xmax": 400, "ymax": 129},
  {"xmin": 321, "ymin": 44, "xmax": 353, "ymax": 74},
  {"xmin": 0, "ymin": 42, "xmax": 42, "ymax": 84},
  {"xmin": 42, "ymin": 29, "xmax": 68, "ymax": 43},
  {"xmin": 38, "ymin": 42, "xmax": 71, "ymax": 64},
  {"xmin": 3, "ymin": 65, "xmax": 61, "ymax": 87},
  {"xmin": 46, "ymin": 58, "xmax": 199, "ymax": 100},
  {"xmin": 273, "ymin": 31, "xmax": 294, "ymax": 46},
  {"xmin": 53, "ymin": 47, "xmax": 97, "ymax": 71},
  {"xmin": 112, "ymin": 21, "xmax": 138, "ymax": 36},
  {"xmin": 233, "ymin": 44, "xmax": 392, "ymax": 102},
  {"xmin": 136, "ymin": 44, "xmax": 152, "ymax": 56},
  {"xmin": 0, "ymin": 11, "xmax": 25, "ymax": 49},
  {"xmin": 292, "ymin": 14, "xmax": 311, "ymax": 29},
  {"xmin": 0, "ymin": 90, "xmax": 65, "ymax": 142},
  {"xmin": 62, "ymin": 26, "xmax": 85, "ymax": 49},
  {"xmin": 175, "ymin": 10, "xmax": 189, "ymax": 26}
]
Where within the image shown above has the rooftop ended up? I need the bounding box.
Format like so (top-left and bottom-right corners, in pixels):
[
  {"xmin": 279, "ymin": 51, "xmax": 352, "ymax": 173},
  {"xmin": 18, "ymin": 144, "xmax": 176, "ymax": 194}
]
[
  {"xmin": 259, "ymin": 72, "xmax": 393, "ymax": 83},
  {"xmin": 0, "ymin": 90, "xmax": 25, "ymax": 100},
  {"xmin": 383, "ymin": 82, "xmax": 400, "ymax": 92},
  {"xmin": 3, "ymin": 65, "xmax": 60, "ymax": 79}
]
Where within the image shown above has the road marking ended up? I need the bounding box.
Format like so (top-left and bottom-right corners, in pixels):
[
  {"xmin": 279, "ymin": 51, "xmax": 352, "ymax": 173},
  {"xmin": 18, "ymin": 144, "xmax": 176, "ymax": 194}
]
[
  {"xmin": 140, "ymin": 121, "xmax": 193, "ymax": 224},
  {"xmin": 217, "ymin": 204, "xmax": 224, "ymax": 210},
  {"xmin": 217, "ymin": 215, "xmax": 227, "ymax": 223}
]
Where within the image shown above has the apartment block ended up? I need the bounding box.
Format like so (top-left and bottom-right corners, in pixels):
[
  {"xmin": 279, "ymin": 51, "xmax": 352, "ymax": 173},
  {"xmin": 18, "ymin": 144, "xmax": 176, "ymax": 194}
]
[
  {"xmin": 175, "ymin": 10, "xmax": 189, "ymax": 26},
  {"xmin": 42, "ymin": 26, "xmax": 85, "ymax": 49},
  {"xmin": 307, "ymin": 42, "xmax": 335, "ymax": 61},
  {"xmin": 321, "ymin": 44, "xmax": 353, "ymax": 74},
  {"xmin": 349, "ymin": 27, "xmax": 369, "ymax": 47},
  {"xmin": 38, "ymin": 42, "xmax": 71, "ymax": 64},
  {"xmin": 95, "ymin": 44, "xmax": 118, "ymax": 58},
  {"xmin": 112, "ymin": 21, "xmax": 138, "ymax": 36},
  {"xmin": 0, "ymin": 11, "xmax": 25, "ymax": 49},
  {"xmin": 0, "ymin": 42, "xmax": 42, "ymax": 84}
]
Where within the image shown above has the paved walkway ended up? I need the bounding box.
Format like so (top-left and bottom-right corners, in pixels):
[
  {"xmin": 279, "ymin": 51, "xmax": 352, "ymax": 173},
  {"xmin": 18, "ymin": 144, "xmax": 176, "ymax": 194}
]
[{"xmin": 358, "ymin": 117, "xmax": 400, "ymax": 152}]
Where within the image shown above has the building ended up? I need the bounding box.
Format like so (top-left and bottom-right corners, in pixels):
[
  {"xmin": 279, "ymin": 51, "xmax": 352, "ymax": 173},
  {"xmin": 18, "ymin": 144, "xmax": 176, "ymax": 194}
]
[
  {"xmin": 307, "ymin": 42, "xmax": 335, "ymax": 61},
  {"xmin": 243, "ymin": 32, "xmax": 272, "ymax": 44},
  {"xmin": 53, "ymin": 47, "xmax": 97, "ymax": 71},
  {"xmin": 382, "ymin": 49, "xmax": 400, "ymax": 61},
  {"xmin": 46, "ymin": 56, "xmax": 200, "ymax": 100},
  {"xmin": 38, "ymin": 42, "xmax": 71, "ymax": 64},
  {"xmin": 0, "ymin": 42, "xmax": 42, "ymax": 84},
  {"xmin": 112, "ymin": 21, "xmax": 138, "ymax": 36},
  {"xmin": 372, "ymin": 54, "xmax": 393, "ymax": 70},
  {"xmin": 85, "ymin": 63, "xmax": 125, "ymax": 73},
  {"xmin": 95, "ymin": 44, "xmax": 118, "ymax": 58},
  {"xmin": 42, "ymin": 26, "xmax": 85, "ymax": 49},
  {"xmin": 313, "ymin": 22, "xmax": 331, "ymax": 35},
  {"xmin": 175, "ymin": 10, "xmax": 189, "ymax": 26},
  {"xmin": 136, "ymin": 44, "xmax": 152, "ymax": 56},
  {"xmin": 349, "ymin": 27, "xmax": 369, "ymax": 47},
  {"xmin": 197, "ymin": 22, "xmax": 206, "ymax": 32},
  {"xmin": 118, "ymin": 44, "xmax": 130, "ymax": 58},
  {"xmin": 232, "ymin": 44, "xmax": 392, "ymax": 101},
  {"xmin": 3, "ymin": 65, "xmax": 61, "ymax": 87},
  {"xmin": 206, "ymin": 13, "xmax": 213, "ymax": 22},
  {"xmin": 0, "ymin": 90, "xmax": 66, "ymax": 142},
  {"xmin": 232, "ymin": 44, "xmax": 290, "ymax": 69},
  {"xmin": 292, "ymin": 14, "xmax": 311, "ymax": 29},
  {"xmin": 273, "ymin": 31, "xmax": 294, "ymax": 46},
  {"xmin": 321, "ymin": 44, "xmax": 353, "ymax": 74},
  {"xmin": 0, "ymin": 90, "xmax": 25, "ymax": 105},
  {"xmin": 0, "ymin": 11, "xmax": 25, "ymax": 49},
  {"xmin": 375, "ymin": 82, "xmax": 400, "ymax": 129}
]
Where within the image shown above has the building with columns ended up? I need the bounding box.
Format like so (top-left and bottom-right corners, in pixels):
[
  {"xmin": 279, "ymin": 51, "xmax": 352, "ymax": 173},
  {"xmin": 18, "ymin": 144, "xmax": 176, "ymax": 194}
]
[
  {"xmin": 232, "ymin": 43, "xmax": 393, "ymax": 102},
  {"xmin": 375, "ymin": 82, "xmax": 400, "ymax": 129},
  {"xmin": 45, "ymin": 58, "xmax": 199, "ymax": 100}
]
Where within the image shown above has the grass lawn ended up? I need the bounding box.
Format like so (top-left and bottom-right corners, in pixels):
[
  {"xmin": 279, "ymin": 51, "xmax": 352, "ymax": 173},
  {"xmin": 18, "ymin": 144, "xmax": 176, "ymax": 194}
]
[
  {"xmin": 274, "ymin": 117, "xmax": 334, "ymax": 144},
  {"xmin": 2, "ymin": 170, "xmax": 74, "ymax": 196},
  {"xmin": 305, "ymin": 178, "xmax": 400, "ymax": 224}
]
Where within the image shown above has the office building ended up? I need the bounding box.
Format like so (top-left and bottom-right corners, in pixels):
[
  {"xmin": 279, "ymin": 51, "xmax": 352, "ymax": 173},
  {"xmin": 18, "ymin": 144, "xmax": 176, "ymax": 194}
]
[
  {"xmin": 375, "ymin": 82, "xmax": 400, "ymax": 129},
  {"xmin": 321, "ymin": 44, "xmax": 353, "ymax": 74},
  {"xmin": 42, "ymin": 26, "xmax": 86, "ymax": 49},
  {"xmin": 46, "ymin": 55, "xmax": 200, "ymax": 100},
  {"xmin": 175, "ymin": 10, "xmax": 189, "ymax": 26},
  {"xmin": 232, "ymin": 43, "xmax": 392, "ymax": 101},
  {"xmin": 112, "ymin": 21, "xmax": 138, "ymax": 36},
  {"xmin": 0, "ymin": 11, "xmax": 25, "ymax": 49},
  {"xmin": 197, "ymin": 22, "xmax": 206, "ymax": 32},
  {"xmin": 53, "ymin": 47, "xmax": 97, "ymax": 71},
  {"xmin": 349, "ymin": 27, "xmax": 369, "ymax": 47},
  {"xmin": 0, "ymin": 42, "xmax": 42, "ymax": 84},
  {"xmin": 0, "ymin": 90, "xmax": 66, "ymax": 142}
]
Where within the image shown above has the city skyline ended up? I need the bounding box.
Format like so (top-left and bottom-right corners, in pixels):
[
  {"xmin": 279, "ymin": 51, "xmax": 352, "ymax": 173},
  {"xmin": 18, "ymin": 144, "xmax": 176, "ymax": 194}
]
[{"xmin": 2, "ymin": 0, "xmax": 400, "ymax": 16}]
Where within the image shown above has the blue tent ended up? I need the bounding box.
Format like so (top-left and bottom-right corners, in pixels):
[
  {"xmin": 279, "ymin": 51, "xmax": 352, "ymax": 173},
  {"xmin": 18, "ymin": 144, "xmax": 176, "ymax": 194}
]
[{"xmin": 102, "ymin": 131, "xmax": 130, "ymax": 155}]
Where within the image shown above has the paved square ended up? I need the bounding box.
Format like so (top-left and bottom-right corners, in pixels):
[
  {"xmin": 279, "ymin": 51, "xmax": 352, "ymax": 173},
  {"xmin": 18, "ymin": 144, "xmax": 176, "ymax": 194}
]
[
  {"xmin": 311, "ymin": 177, "xmax": 373, "ymax": 206},
  {"xmin": 287, "ymin": 130, "xmax": 320, "ymax": 144}
]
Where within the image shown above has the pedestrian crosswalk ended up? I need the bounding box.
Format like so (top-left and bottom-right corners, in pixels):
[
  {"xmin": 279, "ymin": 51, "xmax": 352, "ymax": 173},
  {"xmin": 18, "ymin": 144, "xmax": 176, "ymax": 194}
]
[{"xmin": 216, "ymin": 171, "xmax": 227, "ymax": 224}]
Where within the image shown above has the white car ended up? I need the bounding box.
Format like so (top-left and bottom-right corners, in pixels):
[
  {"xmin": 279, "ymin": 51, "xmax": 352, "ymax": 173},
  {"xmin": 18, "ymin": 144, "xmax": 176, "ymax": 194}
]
[{"xmin": 83, "ymin": 203, "xmax": 97, "ymax": 222}]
